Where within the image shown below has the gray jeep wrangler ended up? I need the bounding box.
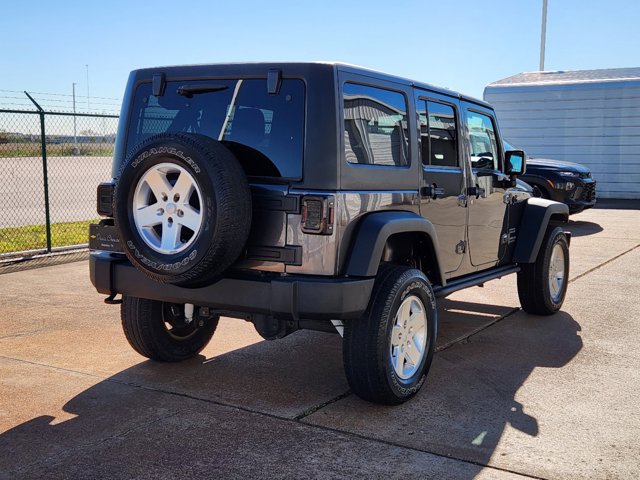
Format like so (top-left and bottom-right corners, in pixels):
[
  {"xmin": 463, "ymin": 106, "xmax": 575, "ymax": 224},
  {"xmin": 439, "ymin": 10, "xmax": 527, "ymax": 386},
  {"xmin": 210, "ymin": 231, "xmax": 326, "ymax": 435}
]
[{"xmin": 90, "ymin": 62, "xmax": 570, "ymax": 405}]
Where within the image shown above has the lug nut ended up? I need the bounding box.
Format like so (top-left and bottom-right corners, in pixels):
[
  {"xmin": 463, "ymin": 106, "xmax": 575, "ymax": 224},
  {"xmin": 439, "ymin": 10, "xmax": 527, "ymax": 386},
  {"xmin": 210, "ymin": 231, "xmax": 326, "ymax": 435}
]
[
  {"xmin": 157, "ymin": 208, "xmax": 164, "ymax": 215},
  {"xmin": 177, "ymin": 209, "xmax": 184, "ymax": 217},
  {"xmin": 161, "ymin": 193, "xmax": 168, "ymax": 201},
  {"xmin": 167, "ymin": 217, "xmax": 173, "ymax": 225},
  {"xmin": 174, "ymin": 193, "xmax": 180, "ymax": 202}
]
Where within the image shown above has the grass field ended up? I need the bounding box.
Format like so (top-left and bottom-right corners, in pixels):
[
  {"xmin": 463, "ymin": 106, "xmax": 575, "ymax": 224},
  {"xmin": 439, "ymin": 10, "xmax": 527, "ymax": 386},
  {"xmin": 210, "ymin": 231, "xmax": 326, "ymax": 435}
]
[
  {"xmin": 0, "ymin": 219, "xmax": 97, "ymax": 254},
  {"xmin": 0, "ymin": 142, "xmax": 114, "ymax": 158}
]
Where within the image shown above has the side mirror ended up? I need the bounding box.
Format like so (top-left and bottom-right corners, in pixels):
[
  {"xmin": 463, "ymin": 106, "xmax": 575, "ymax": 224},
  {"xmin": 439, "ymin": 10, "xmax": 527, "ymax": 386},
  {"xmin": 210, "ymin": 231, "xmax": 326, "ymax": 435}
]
[{"xmin": 505, "ymin": 150, "xmax": 526, "ymax": 176}]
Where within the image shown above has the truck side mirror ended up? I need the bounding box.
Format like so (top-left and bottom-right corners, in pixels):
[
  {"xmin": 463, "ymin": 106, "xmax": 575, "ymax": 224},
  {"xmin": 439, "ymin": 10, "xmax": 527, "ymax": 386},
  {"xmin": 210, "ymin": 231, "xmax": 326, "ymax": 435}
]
[{"xmin": 505, "ymin": 150, "xmax": 526, "ymax": 176}]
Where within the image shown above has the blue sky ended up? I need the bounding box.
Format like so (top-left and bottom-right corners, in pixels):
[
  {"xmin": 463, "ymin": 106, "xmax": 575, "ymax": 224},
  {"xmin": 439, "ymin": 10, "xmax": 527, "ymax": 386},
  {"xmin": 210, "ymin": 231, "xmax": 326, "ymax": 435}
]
[{"xmin": 1, "ymin": 0, "xmax": 639, "ymax": 112}]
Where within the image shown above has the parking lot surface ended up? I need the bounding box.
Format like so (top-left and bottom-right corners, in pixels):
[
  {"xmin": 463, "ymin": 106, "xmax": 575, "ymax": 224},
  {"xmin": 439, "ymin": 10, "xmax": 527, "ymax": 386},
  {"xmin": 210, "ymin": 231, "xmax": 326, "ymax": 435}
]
[{"xmin": 1, "ymin": 205, "xmax": 639, "ymax": 479}]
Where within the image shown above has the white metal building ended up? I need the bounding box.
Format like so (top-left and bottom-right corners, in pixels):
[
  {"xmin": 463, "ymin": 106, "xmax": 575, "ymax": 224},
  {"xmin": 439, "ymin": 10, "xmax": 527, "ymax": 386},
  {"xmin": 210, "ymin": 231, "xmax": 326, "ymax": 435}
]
[{"xmin": 484, "ymin": 67, "xmax": 640, "ymax": 199}]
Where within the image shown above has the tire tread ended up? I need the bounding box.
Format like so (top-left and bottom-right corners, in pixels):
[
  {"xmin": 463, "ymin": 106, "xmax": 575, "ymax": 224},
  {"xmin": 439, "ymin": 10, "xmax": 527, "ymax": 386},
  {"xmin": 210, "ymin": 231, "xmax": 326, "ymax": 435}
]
[
  {"xmin": 121, "ymin": 296, "xmax": 218, "ymax": 362},
  {"xmin": 517, "ymin": 226, "xmax": 569, "ymax": 315},
  {"xmin": 344, "ymin": 265, "xmax": 436, "ymax": 405}
]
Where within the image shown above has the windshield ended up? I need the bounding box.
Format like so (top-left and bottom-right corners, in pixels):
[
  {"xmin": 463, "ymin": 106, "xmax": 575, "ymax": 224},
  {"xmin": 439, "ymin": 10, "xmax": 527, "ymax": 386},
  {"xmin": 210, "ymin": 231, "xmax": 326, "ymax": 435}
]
[
  {"xmin": 504, "ymin": 139, "xmax": 522, "ymax": 152},
  {"xmin": 126, "ymin": 78, "xmax": 305, "ymax": 179}
]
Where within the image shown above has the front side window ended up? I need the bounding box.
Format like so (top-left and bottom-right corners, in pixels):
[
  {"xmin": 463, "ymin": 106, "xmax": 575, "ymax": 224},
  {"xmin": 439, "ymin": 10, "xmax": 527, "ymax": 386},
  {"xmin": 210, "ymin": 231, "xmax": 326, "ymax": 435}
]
[
  {"xmin": 466, "ymin": 110, "xmax": 499, "ymax": 171},
  {"xmin": 126, "ymin": 78, "xmax": 305, "ymax": 178},
  {"xmin": 418, "ymin": 100, "xmax": 459, "ymax": 167},
  {"xmin": 343, "ymin": 83, "xmax": 409, "ymax": 167}
]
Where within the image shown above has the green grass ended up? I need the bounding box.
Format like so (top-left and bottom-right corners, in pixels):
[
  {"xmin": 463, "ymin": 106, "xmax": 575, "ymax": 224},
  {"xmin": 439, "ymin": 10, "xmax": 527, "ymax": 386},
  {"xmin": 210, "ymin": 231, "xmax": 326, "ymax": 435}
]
[
  {"xmin": 0, "ymin": 142, "xmax": 114, "ymax": 158},
  {"xmin": 0, "ymin": 219, "xmax": 98, "ymax": 254}
]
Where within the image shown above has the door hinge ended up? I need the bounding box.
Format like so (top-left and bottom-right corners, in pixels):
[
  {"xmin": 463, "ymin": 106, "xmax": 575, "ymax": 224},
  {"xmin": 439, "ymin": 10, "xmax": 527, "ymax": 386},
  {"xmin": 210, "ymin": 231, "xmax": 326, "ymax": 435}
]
[{"xmin": 501, "ymin": 228, "xmax": 517, "ymax": 245}]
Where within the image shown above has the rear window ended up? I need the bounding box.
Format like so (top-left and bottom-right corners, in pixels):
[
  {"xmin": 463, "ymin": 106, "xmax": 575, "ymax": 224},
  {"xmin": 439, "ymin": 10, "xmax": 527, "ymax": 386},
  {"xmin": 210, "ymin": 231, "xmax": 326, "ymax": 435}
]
[
  {"xmin": 343, "ymin": 83, "xmax": 409, "ymax": 167},
  {"xmin": 126, "ymin": 79, "xmax": 305, "ymax": 178}
]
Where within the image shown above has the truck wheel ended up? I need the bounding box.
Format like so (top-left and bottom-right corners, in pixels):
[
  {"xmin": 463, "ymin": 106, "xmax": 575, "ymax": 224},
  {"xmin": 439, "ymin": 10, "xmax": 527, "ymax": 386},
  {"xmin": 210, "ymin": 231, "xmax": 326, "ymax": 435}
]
[
  {"xmin": 517, "ymin": 226, "xmax": 570, "ymax": 315},
  {"xmin": 343, "ymin": 266, "xmax": 437, "ymax": 405},
  {"xmin": 114, "ymin": 133, "xmax": 251, "ymax": 286},
  {"xmin": 121, "ymin": 296, "xmax": 219, "ymax": 362}
]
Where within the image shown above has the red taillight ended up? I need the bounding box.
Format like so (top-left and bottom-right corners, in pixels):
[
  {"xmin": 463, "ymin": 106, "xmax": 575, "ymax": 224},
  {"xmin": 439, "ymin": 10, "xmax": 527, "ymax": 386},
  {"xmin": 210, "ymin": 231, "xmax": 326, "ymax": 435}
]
[{"xmin": 301, "ymin": 196, "xmax": 334, "ymax": 235}]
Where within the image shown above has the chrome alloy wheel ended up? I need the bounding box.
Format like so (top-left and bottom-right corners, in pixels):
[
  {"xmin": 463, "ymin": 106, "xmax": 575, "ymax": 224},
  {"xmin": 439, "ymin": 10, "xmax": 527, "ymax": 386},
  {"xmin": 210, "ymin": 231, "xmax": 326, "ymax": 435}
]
[
  {"xmin": 132, "ymin": 163, "xmax": 204, "ymax": 254},
  {"xmin": 548, "ymin": 243, "xmax": 566, "ymax": 303},
  {"xmin": 390, "ymin": 295, "xmax": 428, "ymax": 380}
]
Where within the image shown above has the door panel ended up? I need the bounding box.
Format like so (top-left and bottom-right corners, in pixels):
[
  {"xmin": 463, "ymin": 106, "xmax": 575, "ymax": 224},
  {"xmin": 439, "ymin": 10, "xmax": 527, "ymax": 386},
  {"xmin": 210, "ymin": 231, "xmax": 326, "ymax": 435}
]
[
  {"xmin": 417, "ymin": 96, "xmax": 467, "ymax": 274},
  {"xmin": 463, "ymin": 104, "xmax": 509, "ymax": 267}
]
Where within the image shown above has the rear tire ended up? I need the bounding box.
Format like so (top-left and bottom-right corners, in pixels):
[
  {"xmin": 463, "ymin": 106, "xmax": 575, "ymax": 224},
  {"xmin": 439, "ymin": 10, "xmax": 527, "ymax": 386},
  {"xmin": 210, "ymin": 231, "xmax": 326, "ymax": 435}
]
[
  {"xmin": 121, "ymin": 296, "xmax": 219, "ymax": 362},
  {"xmin": 517, "ymin": 227, "xmax": 570, "ymax": 315},
  {"xmin": 343, "ymin": 266, "xmax": 437, "ymax": 405}
]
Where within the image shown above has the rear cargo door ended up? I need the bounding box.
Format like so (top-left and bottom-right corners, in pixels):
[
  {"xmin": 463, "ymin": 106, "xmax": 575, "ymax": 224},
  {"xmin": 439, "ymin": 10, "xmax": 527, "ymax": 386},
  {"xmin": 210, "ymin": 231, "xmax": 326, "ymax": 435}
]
[{"xmin": 234, "ymin": 184, "xmax": 298, "ymax": 273}]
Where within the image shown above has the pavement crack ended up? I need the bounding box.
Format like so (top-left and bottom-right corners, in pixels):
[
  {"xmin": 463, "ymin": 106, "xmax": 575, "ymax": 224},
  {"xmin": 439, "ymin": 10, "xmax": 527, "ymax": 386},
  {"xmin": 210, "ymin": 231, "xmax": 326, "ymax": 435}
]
[
  {"xmin": 293, "ymin": 389, "xmax": 352, "ymax": 421},
  {"xmin": 1, "ymin": 354, "xmax": 545, "ymax": 479},
  {"xmin": 296, "ymin": 420, "xmax": 549, "ymax": 480},
  {"xmin": 0, "ymin": 354, "xmax": 107, "ymax": 380},
  {"xmin": 436, "ymin": 307, "xmax": 521, "ymax": 353},
  {"xmin": 0, "ymin": 328, "xmax": 49, "ymax": 341},
  {"xmin": 569, "ymin": 243, "xmax": 640, "ymax": 284}
]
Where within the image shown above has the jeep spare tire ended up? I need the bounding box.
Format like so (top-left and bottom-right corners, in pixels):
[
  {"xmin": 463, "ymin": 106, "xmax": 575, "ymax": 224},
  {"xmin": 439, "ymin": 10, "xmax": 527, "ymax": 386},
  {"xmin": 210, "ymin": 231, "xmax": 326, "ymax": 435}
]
[{"xmin": 114, "ymin": 133, "xmax": 252, "ymax": 286}]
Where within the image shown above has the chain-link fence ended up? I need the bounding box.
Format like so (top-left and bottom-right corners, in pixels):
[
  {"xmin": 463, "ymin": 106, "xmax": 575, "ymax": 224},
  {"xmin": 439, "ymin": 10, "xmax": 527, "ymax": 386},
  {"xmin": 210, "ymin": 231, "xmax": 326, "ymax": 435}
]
[{"xmin": 0, "ymin": 93, "xmax": 118, "ymax": 269}]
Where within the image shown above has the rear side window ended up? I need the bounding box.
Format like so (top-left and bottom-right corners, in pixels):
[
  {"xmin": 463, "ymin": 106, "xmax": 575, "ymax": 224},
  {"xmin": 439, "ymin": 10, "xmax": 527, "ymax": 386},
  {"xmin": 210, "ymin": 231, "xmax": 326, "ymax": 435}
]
[
  {"xmin": 418, "ymin": 100, "xmax": 459, "ymax": 167},
  {"xmin": 126, "ymin": 79, "xmax": 305, "ymax": 179},
  {"xmin": 343, "ymin": 83, "xmax": 409, "ymax": 167}
]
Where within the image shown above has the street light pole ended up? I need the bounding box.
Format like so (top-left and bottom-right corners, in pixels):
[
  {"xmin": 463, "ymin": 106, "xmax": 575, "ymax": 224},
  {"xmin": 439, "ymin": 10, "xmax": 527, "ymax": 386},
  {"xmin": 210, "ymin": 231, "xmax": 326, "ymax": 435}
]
[
  {"xmin": 86, "ymin": 64, "xmax": 90, "ymax": 111},
  {"xmin": 539, "ymin": 0, "xmax": 548, "ymax": 71}
]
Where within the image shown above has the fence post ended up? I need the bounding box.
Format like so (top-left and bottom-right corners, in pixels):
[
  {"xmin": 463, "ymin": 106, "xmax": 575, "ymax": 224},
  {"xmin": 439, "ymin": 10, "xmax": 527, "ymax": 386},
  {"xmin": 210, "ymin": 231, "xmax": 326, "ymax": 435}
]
[{"xmin": 24, "ymin": 92, "xmax": 52, "ymax": 253}]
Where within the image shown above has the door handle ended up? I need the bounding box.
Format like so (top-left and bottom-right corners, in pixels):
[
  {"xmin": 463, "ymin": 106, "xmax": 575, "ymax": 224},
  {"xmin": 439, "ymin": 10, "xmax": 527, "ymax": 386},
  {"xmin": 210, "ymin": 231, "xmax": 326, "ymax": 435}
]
[{"xmin": 421, "ymin": 184, "xmax": 445, "ymax": 200}]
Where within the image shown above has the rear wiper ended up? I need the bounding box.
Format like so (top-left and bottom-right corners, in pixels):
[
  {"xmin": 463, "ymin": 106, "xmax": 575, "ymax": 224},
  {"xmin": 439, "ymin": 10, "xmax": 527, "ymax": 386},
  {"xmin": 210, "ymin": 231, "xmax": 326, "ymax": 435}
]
[{"xmin": 177, "ymin": 84, "xmax": 228, "ymax": 97}]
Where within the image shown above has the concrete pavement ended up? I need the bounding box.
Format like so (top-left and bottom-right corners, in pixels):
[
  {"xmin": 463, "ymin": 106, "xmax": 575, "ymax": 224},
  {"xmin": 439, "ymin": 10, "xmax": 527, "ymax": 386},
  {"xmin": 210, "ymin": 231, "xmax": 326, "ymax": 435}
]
[{"xmin": 0, "ymin": 206, "xmax": 639, "ymax": 479}]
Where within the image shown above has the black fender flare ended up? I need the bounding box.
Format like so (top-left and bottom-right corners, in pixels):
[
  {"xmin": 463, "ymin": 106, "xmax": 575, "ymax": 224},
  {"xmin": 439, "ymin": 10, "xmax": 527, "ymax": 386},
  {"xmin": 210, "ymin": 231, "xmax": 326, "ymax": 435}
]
[
  {"xmin": 344, "ymin": 211, "xmax": 445, "ymax": 285},
  {"xmin": 513, "ymin": 198, "xmax": 569, "ymax": 263}
]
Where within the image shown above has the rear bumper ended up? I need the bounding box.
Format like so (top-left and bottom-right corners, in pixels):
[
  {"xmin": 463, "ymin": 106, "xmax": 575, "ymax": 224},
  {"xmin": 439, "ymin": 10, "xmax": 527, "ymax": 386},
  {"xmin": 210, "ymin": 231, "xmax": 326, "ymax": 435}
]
[{"xmin": 90, "ymin": 252, "xmax": 374, "ymax": 320}]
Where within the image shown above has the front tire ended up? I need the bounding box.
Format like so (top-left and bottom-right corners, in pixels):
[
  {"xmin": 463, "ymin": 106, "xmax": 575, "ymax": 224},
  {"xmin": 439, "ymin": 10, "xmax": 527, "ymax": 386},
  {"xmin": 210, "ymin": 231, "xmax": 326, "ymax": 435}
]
[
  {"xmin": 517, "ymin": 226, "xmax": 570, "ymax": 315},
  {"xmin": 121, "ymin": 296, "xmax": 219, "ymax": 362},
  {"xmin": 343, "ymin": 266, "xmax": 437, "ymax": 405}
]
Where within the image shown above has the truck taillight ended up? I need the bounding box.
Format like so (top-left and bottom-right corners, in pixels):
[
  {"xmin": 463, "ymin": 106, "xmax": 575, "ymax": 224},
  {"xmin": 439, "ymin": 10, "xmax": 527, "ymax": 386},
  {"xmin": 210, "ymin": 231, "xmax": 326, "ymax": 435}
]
[
  {"xmin": 301, "ymin": 196, "xmax": 334, "ymax": 235},
  {"xmin": 97, "ymin": 182, "xmax": 115, "ymax": 217}
]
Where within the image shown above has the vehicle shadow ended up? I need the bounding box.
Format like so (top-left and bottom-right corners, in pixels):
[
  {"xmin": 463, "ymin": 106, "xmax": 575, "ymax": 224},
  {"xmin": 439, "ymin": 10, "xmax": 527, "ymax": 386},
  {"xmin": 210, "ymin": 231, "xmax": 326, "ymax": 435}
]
[
  {"xmin": 566, "ymin": 219, "xmax": 603, "ymax": 237},
  {"xmin": 303, "ymin": 302, "xmax": 583, "ymax": 478},
  {"xmin": 0, "ymin": 300, "xmax": 582, "ymax": 478}
]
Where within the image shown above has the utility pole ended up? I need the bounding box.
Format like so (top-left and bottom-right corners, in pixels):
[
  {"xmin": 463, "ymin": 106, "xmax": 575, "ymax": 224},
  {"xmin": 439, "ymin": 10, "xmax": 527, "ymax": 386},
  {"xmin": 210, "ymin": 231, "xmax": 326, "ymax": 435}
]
[
  {"xmin": 86, "ymin": 64, "xmax": 90, "ymax": 111},
  {"xmin": 539, "ymin": 0, "xmax": 548, "ymax": 71},
  {"xmin": 72, "ymin": 82, "xmax": 78, "ymax": 153}
]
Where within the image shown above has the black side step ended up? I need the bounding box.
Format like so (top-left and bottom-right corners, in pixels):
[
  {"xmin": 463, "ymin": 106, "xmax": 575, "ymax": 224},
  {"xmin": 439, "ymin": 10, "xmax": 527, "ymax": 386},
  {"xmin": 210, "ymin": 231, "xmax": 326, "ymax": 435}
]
[{"xmin": 433, "ymin": 265, "xmax": 520, "ymax": 298}]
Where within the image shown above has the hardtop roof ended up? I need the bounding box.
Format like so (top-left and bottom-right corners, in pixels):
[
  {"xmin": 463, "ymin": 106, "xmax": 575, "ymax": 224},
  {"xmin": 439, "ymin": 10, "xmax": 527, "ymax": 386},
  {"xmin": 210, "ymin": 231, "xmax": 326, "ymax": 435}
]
[{"xmin": 130, "ymin": 61, "xmax": 491, "ymax": 108}]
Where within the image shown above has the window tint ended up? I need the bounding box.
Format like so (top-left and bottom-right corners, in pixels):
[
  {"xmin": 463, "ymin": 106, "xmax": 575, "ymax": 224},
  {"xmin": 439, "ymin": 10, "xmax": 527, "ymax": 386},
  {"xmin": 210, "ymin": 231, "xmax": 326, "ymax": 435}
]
[
  {"xmin": 343, "ymin": 83, "xmax": 409, "ymax": 167},
  {"xmin": 466, "ymin": 110, "xmax": 499, "ymax": 171},
  {"xmin": 418, "ymin": 100, "xmax": 459, "ymax": 167},
  {"xmin": 127, "ymin": 79, "xmax": 305, "ymax": 178}
]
